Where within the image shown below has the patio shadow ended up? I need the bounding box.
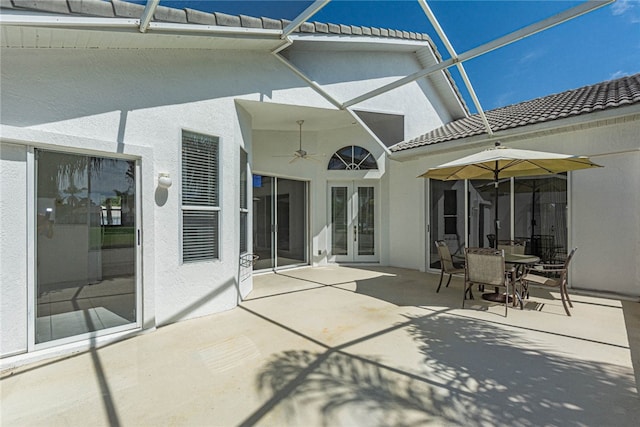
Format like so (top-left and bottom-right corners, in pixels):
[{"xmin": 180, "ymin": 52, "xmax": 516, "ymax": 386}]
[{"xmin": 251, "ymin": 312, "xmax": 639, "ymax": 426}]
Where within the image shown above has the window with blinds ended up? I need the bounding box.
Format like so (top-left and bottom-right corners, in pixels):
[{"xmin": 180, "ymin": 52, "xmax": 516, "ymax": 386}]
[
  {"xmin": 239, "ymin": 149, "xmax": 248, "ymax": 254},
  {"xmin": 182, "ymin": 130, "xmax": 219, "ymax": 262}
]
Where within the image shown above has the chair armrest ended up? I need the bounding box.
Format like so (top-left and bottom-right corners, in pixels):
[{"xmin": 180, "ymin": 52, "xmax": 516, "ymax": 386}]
[
  {"xmin": 527, "ymin": 263, "xmax": 564, "ymax": 270},
  {"xmin": 524, "ymin": 264, "xmax": 565, "ymax": 276},
  {"xmin": 452, "ymin": 255, "xmax": 465, "ymax": 268}
]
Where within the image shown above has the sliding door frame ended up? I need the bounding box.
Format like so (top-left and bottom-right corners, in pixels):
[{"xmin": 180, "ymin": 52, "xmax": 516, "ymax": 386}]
[
  {"xmin": 28, "ymin": 147, "xmax": 142, "ymax": 351},
  {"xmin": 252, "ymin": 174, "xmax": 310, "ymax": 272}
]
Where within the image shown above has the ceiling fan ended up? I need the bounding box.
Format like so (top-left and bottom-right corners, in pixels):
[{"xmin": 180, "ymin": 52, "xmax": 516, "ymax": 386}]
[{"xmin": 274, "ymin": 120, "xmax": 323, "ymax": 163}]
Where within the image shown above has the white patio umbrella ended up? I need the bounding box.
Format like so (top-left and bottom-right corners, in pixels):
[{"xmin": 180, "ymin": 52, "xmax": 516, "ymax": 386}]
[{"xmin": 420, "ymin": 142, "xmax": 602, "ymax": 248}]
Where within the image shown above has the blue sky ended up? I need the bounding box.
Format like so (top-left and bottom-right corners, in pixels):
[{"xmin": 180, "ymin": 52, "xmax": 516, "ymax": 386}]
[{"xmin": 140, "ymin": 1, "xmax": 640, "ymax": 113}]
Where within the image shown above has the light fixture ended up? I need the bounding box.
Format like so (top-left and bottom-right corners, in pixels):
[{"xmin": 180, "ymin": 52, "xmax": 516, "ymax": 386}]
[{"xmin": 158, "ymin": 173, "xmax": 172, "ymax": 188}]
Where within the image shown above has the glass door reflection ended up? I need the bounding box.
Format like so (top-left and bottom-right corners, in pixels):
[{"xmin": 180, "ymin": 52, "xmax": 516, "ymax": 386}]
[
  {"xmin": 36, "ymin": 150, "xmax": 137, "ymax": 344},
  {"xmin": 252, "ymin": 175, "xmax": 308, "ymax": 271},
  {"xmin": 513, "ymin": 174, "xmax": 567, "ymax": 262},
  {"xmin": 252, "ymin": 175, "xmax": 274, "ymax": 270},
  {"xmin": 276, "ymin": 178, "xmax": 307, "ymax": 268},
  {"xmin": 357, "ymin": 187, "xmax": 375, "ymax": 256},
  {"xmin": 429, "ymin": 180, "xmax": 465, "ymax": 269},
  {"xmin": 469, "ymin": 179, "xmax": 511, "ymax": 248}
]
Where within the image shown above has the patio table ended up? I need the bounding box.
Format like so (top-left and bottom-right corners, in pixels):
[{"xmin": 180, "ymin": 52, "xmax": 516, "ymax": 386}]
[
  {"xmin": 482, "ymin": 254, "xmax": 540, "ymax": 306},
  {"xmin": 505, "ymin": 253, "xmax": 541, "ymax": 266}
]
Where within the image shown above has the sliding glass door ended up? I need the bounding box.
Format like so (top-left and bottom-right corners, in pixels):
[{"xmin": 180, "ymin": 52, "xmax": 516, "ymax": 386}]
[
  {"xmin": 428, "ymin": 180, "xmax": 465, "ymax": 269},
  {"xmin": 468, "ymin": 179, "xmax": 511, "ymax": 249},
  {"xmin": 513, "ymin": 175, "xmax": 567, "ymax": 262},
  {"xmin": 252, "ymin": 175, "xmax": 307, "ymax": 271},
  {"xmin": 428, "ymin": 173, "xmax": 568, "ymax": 270},
  {"xmin": 35, "ymin": 150, "xmax": 138, "ymax": 345}
]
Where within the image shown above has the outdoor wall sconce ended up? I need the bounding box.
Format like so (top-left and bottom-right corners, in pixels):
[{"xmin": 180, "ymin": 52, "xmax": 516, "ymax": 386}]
[{"xmin": 158, "ymin": 173, "xmax": 172, "ymax": 188}]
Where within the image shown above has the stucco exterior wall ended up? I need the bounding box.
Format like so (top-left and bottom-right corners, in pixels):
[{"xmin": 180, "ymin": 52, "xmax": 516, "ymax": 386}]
[
  {"xmin": 0, "ymin": 143, "xmax": 29, "ymax": 357},
  {"xmin": 0, "ymin": 41, "xmax": 450, "ymax": 362},
  {"xmin": 284, "ymin": 49, "xmax": 450, "ymax": 139},
  {"xmin": 567, "ymin": 121, "xmax": 640, "ymax": 296},
  {"xmin": 387, "ymin": 157, "xmax": 427, "ymax": 270}
]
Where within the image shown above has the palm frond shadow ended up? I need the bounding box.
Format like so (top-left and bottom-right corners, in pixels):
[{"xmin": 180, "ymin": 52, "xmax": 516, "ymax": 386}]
[
  {"xmin": 257, "ymin": 349, "xmax": 439, "ymax": 427},
  {"xmin": 255, "ymin": 314, "xmax": 639, "ymax": 426},
  {"xmin": 403, "ymin": 313, "xmax": 639, "ymax": 426}
]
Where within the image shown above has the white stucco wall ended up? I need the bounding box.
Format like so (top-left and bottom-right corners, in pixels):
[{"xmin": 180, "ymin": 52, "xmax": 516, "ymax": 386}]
[
  {"xmin": 567, "ymin": 121, "xmax": 640, "ymax": 296},
  {"xmin": 284, "ymin": 48, "xmax": 450, "ymax": 140},
  {"xmin": 0, "ymin": 143, "xmax": 29, "ymax": 357},
  {"xmin": 7, "ymin": 47, "xmax": 324, "ymax": 327},
  {"xmin": 387, "ymin": 156, "xmax": 427, "ymax": 270},
  {"xmin": 0, "ymin": 39, "xmax": 452, "ymax": 362},
  {"xmin": 1, "ymin": 48, "xmax": 320, "ymax": 357}
]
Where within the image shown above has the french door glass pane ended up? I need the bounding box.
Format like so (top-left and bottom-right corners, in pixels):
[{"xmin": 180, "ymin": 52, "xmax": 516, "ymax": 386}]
[
  {"xmin": 357, "ymin": 187, "xmax": 375, "ymax": 256},
  {"xmin": 331, "ymin": 187, "xmax": 348, "ymax": 256},
  {"xmin": 36, "ymin": 150, "xmax": 136, "ymax": 344},
  {"xmin": 514, "ymin": 174, "xmax": 567, "ymax": 262}
]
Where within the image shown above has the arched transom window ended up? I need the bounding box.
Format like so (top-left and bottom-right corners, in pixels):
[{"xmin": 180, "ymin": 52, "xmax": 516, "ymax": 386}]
[{"xmin": 328, "ymin": 146, "xmax": 378, "ymax": 170}]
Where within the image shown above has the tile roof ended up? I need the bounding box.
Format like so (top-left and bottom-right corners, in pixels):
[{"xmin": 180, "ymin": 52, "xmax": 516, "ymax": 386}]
[
  {"xmin": 2, "ymin": 0, "xmax": 433, "ymax": 42},
  {"xmin": 391, "ymin": 73, "xmax": 640, "ymax": 152}
]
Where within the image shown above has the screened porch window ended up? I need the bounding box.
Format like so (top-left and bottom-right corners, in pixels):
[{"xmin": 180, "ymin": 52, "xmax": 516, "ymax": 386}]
[
  {"xmin": 429, "ymin": 174, "xmax": 568, "ymax": 269},
  {"xmin": 182, "ymin": 130, "xmax": 219, "ymax": 262}
]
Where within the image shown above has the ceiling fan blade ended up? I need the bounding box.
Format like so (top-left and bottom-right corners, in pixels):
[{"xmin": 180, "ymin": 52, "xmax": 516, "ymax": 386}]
[{"xmin": 289, "ymin": 156, "xmax": 300, "ymax": 164}]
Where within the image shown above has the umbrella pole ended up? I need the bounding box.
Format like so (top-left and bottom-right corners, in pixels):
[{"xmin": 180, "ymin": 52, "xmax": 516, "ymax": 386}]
[
  {"xmin": 530, "ymin": 184, "xmax": 537, "ymax": 255},
  {"xmin": 494, "ymin": 166, "xmax": 499, "ymax": 249}
]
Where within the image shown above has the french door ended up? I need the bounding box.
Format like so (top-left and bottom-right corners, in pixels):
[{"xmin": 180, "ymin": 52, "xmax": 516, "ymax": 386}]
[{"xmin": 329, "ymin": 181, "xmax": 378, "ymax": 262}]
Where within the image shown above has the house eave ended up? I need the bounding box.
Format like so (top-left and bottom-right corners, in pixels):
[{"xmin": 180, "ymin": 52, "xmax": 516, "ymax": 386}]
[
  {"xmin": 0, "ymin": 9, "xmax": 286, "ymax": 50},
  {"xmin": 287, "ymin": 33, "xmax": 432, "ymax": 52}
]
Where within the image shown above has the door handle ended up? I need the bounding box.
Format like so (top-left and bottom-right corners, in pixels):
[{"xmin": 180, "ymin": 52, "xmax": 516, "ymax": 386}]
[{"xmin": 354, "ymin": 225, "xmax": 357, "ymax": 242}]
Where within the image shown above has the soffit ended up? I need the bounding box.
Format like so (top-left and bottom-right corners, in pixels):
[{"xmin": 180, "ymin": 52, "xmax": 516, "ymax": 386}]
[
  {"xmin": 236, "ymin": 99, "xmax": 356, "ymax": 132},
  {"xmin": 0, "ymin": 13, "xmax": 282, "ymax": 50},
  {"xmin": 287, "ymin": 34, "xmax": 429, "ymax": 53}
]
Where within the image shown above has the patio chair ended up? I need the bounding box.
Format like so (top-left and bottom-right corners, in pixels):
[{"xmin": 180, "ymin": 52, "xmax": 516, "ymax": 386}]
[
  {"xmin": 521, "ymin": 247, "xmax": 577, "ymax": 316},
  {"xmin": 498, "ymin": 242, "xmax": 525, "ymax": 283},
  {"xmin": 463, "ymin": 247, "xmax": 512, "ymax": 317},
  {"xmin": 434, "ymin": 240, "xmax": 465, "ymax": 293}
]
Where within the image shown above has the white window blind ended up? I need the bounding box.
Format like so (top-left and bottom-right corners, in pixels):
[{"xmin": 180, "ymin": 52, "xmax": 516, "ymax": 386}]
[{"xmin": 182, "ymin": 130, "xmax": 219, "ymax": 262}]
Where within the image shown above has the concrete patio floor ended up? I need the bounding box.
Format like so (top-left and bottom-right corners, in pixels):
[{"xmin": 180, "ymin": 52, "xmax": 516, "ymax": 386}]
[{"xmin": 2, "ymin": 265, "xmax": 639, "ymax": 426}]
